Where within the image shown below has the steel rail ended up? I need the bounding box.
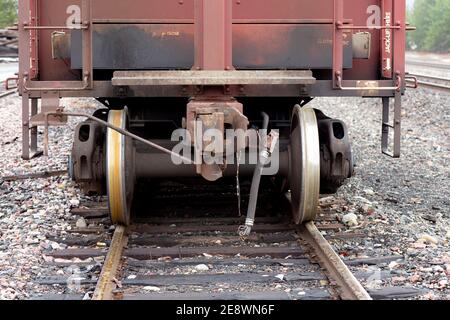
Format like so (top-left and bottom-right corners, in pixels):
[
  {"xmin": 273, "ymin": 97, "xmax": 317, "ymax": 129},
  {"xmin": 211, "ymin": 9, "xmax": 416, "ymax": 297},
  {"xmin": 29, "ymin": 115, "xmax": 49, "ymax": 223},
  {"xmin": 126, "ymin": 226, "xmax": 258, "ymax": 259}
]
[
  {"xmin": 408, "ymin": 73, "xmax": 450, "ymax": 83},
  {"xmin": 297, "ymin": 222, "xmax": 372, "ymax": 300},
  {"xmin": 92, "ymin": 225, "xmax": 128, "ymax": 300},
  {"xmin": 0, "ymin": 88, "xmax": 17, "ymax": 99},
  {"xmin": 406, "ymin": 73, "xmax": 450, "ymax": 93}
]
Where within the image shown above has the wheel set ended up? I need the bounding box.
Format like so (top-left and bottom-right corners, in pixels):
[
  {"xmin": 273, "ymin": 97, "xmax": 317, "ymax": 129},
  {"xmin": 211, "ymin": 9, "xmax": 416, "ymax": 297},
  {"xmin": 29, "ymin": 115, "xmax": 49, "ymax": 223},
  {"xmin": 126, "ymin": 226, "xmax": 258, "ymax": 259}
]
[{"xmin": 71, "ymin": 105, "xmax": 353, "ymax": 227}]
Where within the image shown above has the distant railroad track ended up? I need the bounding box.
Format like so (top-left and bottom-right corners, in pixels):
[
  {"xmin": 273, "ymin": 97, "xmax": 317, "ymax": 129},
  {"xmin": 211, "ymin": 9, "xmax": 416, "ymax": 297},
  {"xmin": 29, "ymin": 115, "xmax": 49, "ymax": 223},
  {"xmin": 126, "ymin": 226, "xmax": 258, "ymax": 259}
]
[
  {"xmin": 0, "ymin": 89, "xmax": 15, "ymax": 98},
  {"xmin": 406, "ymin": 60, "xmax": 450, "ymax": 70},
  {"xmin": 407, "ymin": 72, "xmax": 450, "ymax": 93},
  {"xmin": 0, "ymin": 79, "xmax": 17, "ymax": 98}
]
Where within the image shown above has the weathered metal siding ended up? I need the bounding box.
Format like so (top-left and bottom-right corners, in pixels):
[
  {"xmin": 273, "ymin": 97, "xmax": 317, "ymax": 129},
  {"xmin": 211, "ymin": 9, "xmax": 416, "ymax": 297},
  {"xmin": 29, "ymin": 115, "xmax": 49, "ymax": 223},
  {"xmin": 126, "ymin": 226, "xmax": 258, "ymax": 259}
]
[
  {"xmin": 71, "ymin": 25, "xmax": 195, "ymax": 69},
  {"xmin": 71, "ymin": 24, "xmax": 353, "ymax": 70},
  {"xmin": 34, "ymin": 0, "xmax": 384, "ymax": 81}
]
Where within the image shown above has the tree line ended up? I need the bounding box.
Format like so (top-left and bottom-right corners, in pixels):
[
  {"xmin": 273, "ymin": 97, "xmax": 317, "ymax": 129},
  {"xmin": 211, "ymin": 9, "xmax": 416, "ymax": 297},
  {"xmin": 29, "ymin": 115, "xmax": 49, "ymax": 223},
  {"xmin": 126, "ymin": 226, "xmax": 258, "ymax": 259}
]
[
  {"xmin": 408, "ymin": 0, "xmax": 449, "ymax": 52},
  {"xmin": 0, "ymin": 0, "xmax": 17, "ymax": 29}
]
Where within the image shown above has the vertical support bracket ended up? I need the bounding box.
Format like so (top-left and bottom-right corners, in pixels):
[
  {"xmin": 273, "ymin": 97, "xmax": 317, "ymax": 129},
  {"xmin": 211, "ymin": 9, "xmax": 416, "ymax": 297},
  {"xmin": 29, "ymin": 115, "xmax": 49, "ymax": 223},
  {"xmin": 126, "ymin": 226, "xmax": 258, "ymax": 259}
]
[
  {"xmin": 19, "ymin": 0, "xmax": 31, "ymax": 159},
  {"xmin": 82, "ymin": 0, "xmax": 93, "ymax": 89},
  {"xmin": 30, "ymin": 0, "xmax": 39, "ymax": 79},
  {"xmin": 382, "ymin": 0, "xmax": 405, "ymax": 158},
  {"xmin": 381, "ymin": 0, "xmax": 393, "ymax": 79},
  {"xmin": 30, "ymin": 98, "xmax": 39, "ymax": 154},
  {"xmin": 393, "ymin": 0, "xmax": 406, "ymax": 89},
  {"xmin": 194, "ymin": 0, "xmax": 233, "ymax": 71},
  {"xmin": 21, "ymin": 93, "xmax": 31, "ymax": 160},
  {"xmin": 381, "ymin": 92, "xmax": 401, "ymax": 158},
  {"xmin": 332, "ymin": 0, "xmax": 344, "ymax": 89},
  {"xmin": 19, "ymin": 0, "xmax": 31, "ymax": 93}
]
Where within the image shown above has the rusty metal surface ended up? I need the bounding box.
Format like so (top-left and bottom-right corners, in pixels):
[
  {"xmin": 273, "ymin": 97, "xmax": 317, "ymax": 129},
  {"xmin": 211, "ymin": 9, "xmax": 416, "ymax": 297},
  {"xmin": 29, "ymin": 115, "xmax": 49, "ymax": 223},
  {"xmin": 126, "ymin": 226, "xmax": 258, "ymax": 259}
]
[
  {"xmin": 71, "ymin": 24, "xmax": 352, "ymax": 70},
  {"xmin": 233, "ymin": 24, "xmax": 352, "ymax": 69},
  {"xmin": 316, "ymin": 111, "xmax": 354, "ymax": 193},
  {"xmin": 24, "ymin": 0, "xmax": 389, "ymax": 82},
  {"xmin": 29, "ymin": 92, "xmax": 68, "ymax": 127},
  {"xmin": 23, "ymin": 80, "xmax": 402, "ymax": 99},
  {"xmin": 352, "ymin": 32, "xmax": 371, "ymax": 59},
  {"xmin": 71, "ymin": 120, "xmax": 105, "ymax": 194},
  {"xmin": 71, "ymin": 24, "xmax": 194, "ymax": 70},
  {"xmin": 194, "ymin": 0, "xmax": 233, "ymax": 71},
  {"xmin": 297, "ymin": 222, "xmax": 372, "ymax": 300},
  {"xmin": 92, "ymin": 225, "xmax": 128, "ymax": 300},
  {"xmin": 51, "ymin": 32, "xmax": 71, "ymax": 60},
  {"xmin": 186, "ymin": 98, "xmax": 249, "ymax": 181},
  {"xmin": 112, "ymin": 70, "xmax": 316, "ymax": 86},
  {"xmin": 381, "ymin": 91, "xmax": 402, "ymax": 158}
]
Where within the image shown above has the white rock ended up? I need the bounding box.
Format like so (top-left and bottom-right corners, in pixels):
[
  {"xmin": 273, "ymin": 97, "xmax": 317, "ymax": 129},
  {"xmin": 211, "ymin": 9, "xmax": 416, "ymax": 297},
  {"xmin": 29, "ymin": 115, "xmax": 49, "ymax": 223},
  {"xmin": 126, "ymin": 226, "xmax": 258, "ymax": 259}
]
[
  {"xmin": 342, "ymin": 213, "xmax": 359, "ymax": 227},
  {"xmin": 433, "ymin": 266, "xmax": 444, "ymax": 273},
  {"xmin": 54, "ymin": 258, "xmax": 73, "ymax": 264},
  {"xmin": 195, "ymin": 264, "xmax": 209, "ymax": 271},
  {"xmin": 363, "ymin": 189, "xmax": 375, "ymax": 196},
  {"xmin": 75, "ymin": 217, "xmax": 87, "ymax": 228},
  {"xmin": 69, "ymin": 199, "xmax": 80, "ymax": 207},
  {"xmin": 127, "ymin": 275, "xmax": 137, "ymax": 280},
  {"xmin": 82, "ymin": 292, "xmax": 92, "ymax": 300},
  {"xmin": 42, "ymin": 255, "xmax": 54, "ymax": 263},
  {"xmin": 143, "ymin": 286, "xmax": 161, "ymax": 292},
  {"xmin": 50, "ymin": 242, "xmax": 62, "ymax": 250},
  {"xmin": 419, "ymin": 234, "xmax": 439, "ymax": 245},
  {"xmin": 275, "ymin": 274, "xmax": 285, "ymax": 281},
  {"xmin": 202, "ymin": 253, "xmax": 213, "ymax": 258},
  {"xmin": 446, "ymin": 230, "xmax": 450, "ymax": 239},
  {"xmin": 388, "ymin": 261, "xmax": 399, "ymax": 270},
  {"xmin": 439, "ymin": 279, "xmax": 448, "ymax": 287}
]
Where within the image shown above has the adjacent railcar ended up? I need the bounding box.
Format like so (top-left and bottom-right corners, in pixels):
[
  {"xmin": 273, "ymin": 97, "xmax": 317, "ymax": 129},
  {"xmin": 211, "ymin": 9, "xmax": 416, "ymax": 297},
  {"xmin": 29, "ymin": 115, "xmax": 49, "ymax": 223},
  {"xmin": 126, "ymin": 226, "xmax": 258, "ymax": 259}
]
[{"xmin": 18, "ymin": 0, "xmax": 412, "ymax": 231}]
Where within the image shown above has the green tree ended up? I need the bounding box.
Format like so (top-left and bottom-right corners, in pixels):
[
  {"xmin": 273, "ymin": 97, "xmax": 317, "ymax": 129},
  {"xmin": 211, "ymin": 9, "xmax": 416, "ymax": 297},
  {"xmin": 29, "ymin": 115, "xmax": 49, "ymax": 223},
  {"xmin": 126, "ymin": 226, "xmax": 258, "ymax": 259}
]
[
  {"xmin": 0, "ymin": 0, "xmax": 17, "ymax": 29},
  {"xmin": 423, "ymin": 0, "xmax": 450, "ymax": 52},
  {"xmin": 408, "ymin": 0, "xmax": 450, "ymax": 52}
]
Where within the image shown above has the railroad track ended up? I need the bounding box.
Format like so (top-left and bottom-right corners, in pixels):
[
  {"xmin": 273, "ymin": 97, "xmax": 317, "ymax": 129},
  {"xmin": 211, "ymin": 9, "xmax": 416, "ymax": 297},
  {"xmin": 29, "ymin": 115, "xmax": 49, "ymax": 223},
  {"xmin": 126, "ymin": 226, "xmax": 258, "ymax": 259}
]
[
  {"xmin": 406, "ymin": 60, "xmax": 450, "ymax": 71},
  {"xmin": 0, "ymin": 80, "xmax": 17, "ymax": 99},
  {"xmin": 88, "ymin": 219, "xmax": 370, "ymax": 301},
  {"xmin": 30, "ymin": 184, "xmax": 426, "ymax": 301},
  {"xmin": 407, "ymin": 72, "xmax": 450, "ymax": 93}
]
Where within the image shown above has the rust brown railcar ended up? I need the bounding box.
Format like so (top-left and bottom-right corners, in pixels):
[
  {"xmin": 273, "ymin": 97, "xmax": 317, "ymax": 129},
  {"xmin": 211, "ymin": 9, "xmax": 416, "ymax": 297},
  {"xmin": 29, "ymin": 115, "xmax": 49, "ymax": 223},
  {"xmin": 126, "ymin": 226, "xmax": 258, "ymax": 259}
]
[{"xmin": 18, "ymin": 0, "xmax": 414, "ymax": 232}]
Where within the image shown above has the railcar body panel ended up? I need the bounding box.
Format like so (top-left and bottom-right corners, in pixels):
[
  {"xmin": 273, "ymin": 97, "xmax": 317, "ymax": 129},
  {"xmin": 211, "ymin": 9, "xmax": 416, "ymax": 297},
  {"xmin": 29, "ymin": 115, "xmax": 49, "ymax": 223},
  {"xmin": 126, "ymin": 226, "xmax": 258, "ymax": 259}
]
[
  {"xmin": 23, "ymin": 0, "xmax": 404, "ymax": 84},
  {"xmin": 71, "ymin": 24, "xmax": 354, "ymax": 70}
]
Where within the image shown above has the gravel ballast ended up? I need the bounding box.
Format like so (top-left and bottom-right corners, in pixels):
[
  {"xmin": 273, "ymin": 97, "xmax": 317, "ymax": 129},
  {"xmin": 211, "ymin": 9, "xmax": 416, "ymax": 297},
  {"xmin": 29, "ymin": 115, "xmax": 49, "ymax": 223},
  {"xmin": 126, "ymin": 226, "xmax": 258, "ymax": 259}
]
[{"xmin": 0, "ymin": 86, "xmax": 448, "ymax": 300}]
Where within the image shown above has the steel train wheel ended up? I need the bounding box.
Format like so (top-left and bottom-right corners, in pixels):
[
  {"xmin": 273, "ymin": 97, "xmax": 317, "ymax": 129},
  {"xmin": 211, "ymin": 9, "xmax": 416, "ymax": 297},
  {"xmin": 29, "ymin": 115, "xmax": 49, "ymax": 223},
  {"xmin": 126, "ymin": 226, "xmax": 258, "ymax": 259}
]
[
  {"xmin": 106, "ymin": 109, "xmax": 135, "ymax": 226},
  {"xmin": 289, "ymin": 106, "xmax": 321, "ymax": 224}
]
